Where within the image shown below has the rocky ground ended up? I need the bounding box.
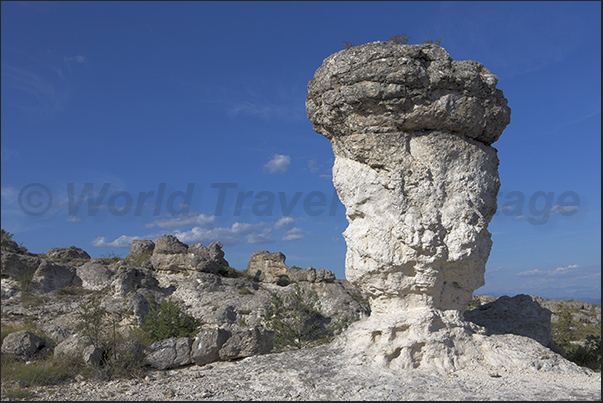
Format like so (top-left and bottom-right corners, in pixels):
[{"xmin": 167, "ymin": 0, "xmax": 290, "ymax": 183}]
[{"xmin": 18, "ymin": 343, "xmax": 602, "ymax": 401}]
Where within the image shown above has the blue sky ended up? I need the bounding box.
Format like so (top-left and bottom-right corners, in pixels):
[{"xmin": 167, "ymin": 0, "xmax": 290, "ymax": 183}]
[{"xmin": 1, "ymin": 1, "xmax": 600, "ymax": 303}]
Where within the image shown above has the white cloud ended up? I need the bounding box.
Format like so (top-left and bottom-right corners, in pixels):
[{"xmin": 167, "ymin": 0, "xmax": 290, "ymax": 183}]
[
  {"xmin": 282, "ymin": 227, "xmax": 305, "ymax": 242},
  {"xmin": 91, "ymin": 235, "xmax": 143, "ymax": 248},
  {"xmin": 264, "ymin": 154, "xmax": 290, "ymax": 174},
  {"xmin": 517, "ymin": 264, "xmax": 581, "ymax": 277},
  {"xmin": 274, "ymin": 216, "xmax": 296, "ymax": 231},
  {"xmin": 64, "ymin": 55, "xmax": 85, "ymax": 63},
  {"xmin": 1, "ymin": 186, "xmax": 19, "ymax": 204},
  {"xmin": 552, "ymin": 264, "xmax": 579, "ymax": 274},
  {"xmin": 146, "ymin": 213, "xmax": 215, "ymax": 229},
  {"xmin": 517, "ymin": 268, "xmax": 546, "ymax": 276},
  {"xmin": 246, "ymin": 228, "xmax": 273, "ymax": 244},
  {"xmin": 173, "ymin": 221, "xmax": 273, "ymax": 246}
]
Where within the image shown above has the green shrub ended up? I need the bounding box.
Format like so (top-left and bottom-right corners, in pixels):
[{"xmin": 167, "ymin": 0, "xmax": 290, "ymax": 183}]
[
  {"xmin": 388, "ymin": 34, "xmax": 409, "ymax": 44},
  {"xmin": 263, "ymin": 282, "xmax": 337, "ymax": 351},
  {"xmin": 1, "ymin": 228, "xmax": 14, "ymax": 240},
  {"xmin": 551, "ymin": 303, "xmax": 601, "ymax": 372},
  {"xmin": 140, "ymin": 297, "xmax": 202, "ymax": 343},
  {"xmin": 218, "ymin": 266, "xmax": 239, "ymax": 278},
  {"xmin": 466, "ymin": 298, "xmax": 482, "ymax": 310},
  {"xmin": 124, "ymin": 251, "xmax": 152, "ymax": 267},
  {"xmin": 75, "ymin": 298, "xmax": 148, "ymax": 379},
  {"xmin": 99, "ymin": 251, "xmax": 123, "ymax": 263},
  {"xmin": 424, "ymin": 38, "xmax": 441, "ymax": 45},
  {"xmin": 342, "ymin": 41, "xmax": 354, "ymax": 50}
]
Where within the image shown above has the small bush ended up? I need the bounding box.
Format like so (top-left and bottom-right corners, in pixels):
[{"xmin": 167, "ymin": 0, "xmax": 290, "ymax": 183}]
[
  {"xmin": 124, "ymin": 251, "xmax": 153, "ymax": 267},
  {"xmin": 424, "ymin": 37, "xmax": 441, "ymax": 45},
  {"xmin": 466, "ymin": 298, "xmax": 482, "ymax": 310},
  {"xmin": 1, "ymin": 228, "xmax": 14, "ymax": 240},
  {"xmin": 140, "ymin": 297, "xmax": 202, "ymax": 343},
  {"xmin": 342, "ymin": 41, "xmax": 354, "ymax": 50},
  {"xmin": 263, "ymin": 282, "xmax": 340, "ymax": 351},
  {"xmin": 99, "ymin": 251, "xmax": 123, "ymax": 263},
  {"xmin": 218, "ymin": 266, "xmax": 239, "ymax": 278},
  {"xmin": 388, "ymin": 34, "xmax": 409, "ymax": 44}
]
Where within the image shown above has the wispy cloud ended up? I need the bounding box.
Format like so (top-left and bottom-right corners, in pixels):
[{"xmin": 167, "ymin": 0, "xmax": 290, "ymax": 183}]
[
  {"xmin": 146, "ymin": 213, "xmax": 215, "ymax": 229},
  {"xmin": 274, "ymin": 216, "xmax": 296, "ymax": 231},
  {"xmin": 64, "ymin": 55, "xmax": 86, "ymax": 63},
  {"xmin": 282, "ymin": 227, "xmax": 306, "ymax": 242},
  {"xmin": 173, "ymin": 221, "xmax": 274, "ymax": 246},
  {"xmin": 264, "ymin": 154, "xmax": 291, "ymax": 174},
  {"xmin": 91, "ymin": 235, "xmax": 144, "ymax": 248},
  {"xmin": 517, "ymin": 264, "xmax": 583, "ymax": 277}
]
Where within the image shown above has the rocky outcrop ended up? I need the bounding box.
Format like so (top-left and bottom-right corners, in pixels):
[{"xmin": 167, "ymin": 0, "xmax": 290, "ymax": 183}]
[
  {"xmin": 464, "ymin": 294, "xmax": 554, "ymax": 348},
  {"xmin": 32, "ymin": 260, "xmax": 82, "ymax": 293},
  {"xmin": 47, "ymin": 246, "xmax": 91, "ymax": 261},
  {"xmin": 1, "ymin": 251, "xmax": 40, "ymax": 280},
  {"xmin": 305, "ymin": 42, "xmax": 588, "ymax": 373},
  {"xmin": 76, "ymin": 260, "xmax": 114, "ymax": 291},
  {"xmin": 1, "ymin": 237, "xmax": 369, "ymax": 372},
  {"xmin": 1, "ymin": 330, "xmax": 50, "ymax": 360},
  {"xmin": 148, "ymin": 235, "xmax": 229, "ymax": 274},
  {"xmin": 246, "ymin": 250, "xmax": 336, "ymax": 284},
  {"xmin": 127, "ymin": 240, "xmax": 155, "ymax": 259}
]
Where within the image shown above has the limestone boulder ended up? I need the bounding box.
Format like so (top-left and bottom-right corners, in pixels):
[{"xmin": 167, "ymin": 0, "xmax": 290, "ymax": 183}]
[
  {"xmin": 32, "ymin": 260, "xmax": 82, "ymax": 293},
  {"xmin": 218, "ymin": 326, "xmax": 274, "ymax": 361},
  {"xmin": 143, "ymin": 337, "xmax": 193, "ymax": 370},
  {"xmin": 128, "ymin": 240, "xmax": 155, "ymax": 258},
  {"xmin": 47, "ymin": 246, "xmax": 91, "ymax": 261},
  {"xmin": 1, "ymin": 330, "xmax": 49, "ymax": 360},
  {"xmin": 1, "ymin": 251, "xmax": 41, "ymax": 280},
  {"xmin": 150, "ymin": 235, "xmax": 228, "ymax": 274},
  {"xmin": 464, "ymin": 294, "xmax": 554, "ymax": 348},
  {"xmin": 246, "ymin": 251, "xmax": 336, "ymax": 284},
  {"xmin": 76, "ymin": 261, "xmax": 114, "ymax": 291},
  {"xmin": 191, "ymin": 327, "xmax": 230, "ymax": 366}
]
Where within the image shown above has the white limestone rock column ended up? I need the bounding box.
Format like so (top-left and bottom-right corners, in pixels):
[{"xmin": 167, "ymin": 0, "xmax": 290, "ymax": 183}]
[{"xmin": 306, "ymin": 41, "xmax": 513, "ymax": 372}]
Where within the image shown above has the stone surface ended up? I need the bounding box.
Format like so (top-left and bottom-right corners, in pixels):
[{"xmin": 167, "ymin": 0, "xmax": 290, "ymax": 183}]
[
  {"xmin": 32, "ymin": 260, "xmax": 81, "ymax": 293},
  {"xmin": 143, "ymin": 337, "xmax": 193, "ymax": 370},
  {"xmin": 246, "ymin": 250, "xmax": 336, "ymax": 284},
  {"xmin": 127, "ymin": 239, "xmax": 155, "ymax": 258},
  {"xmin": 22, "ymin": 343, "xmax": 601, "ymax": 401},
  {"xmin": 76, "ymin": 261, "xmax": 114, "ymax": 291},
  {"xmin": 306, "ymin": 41, "xmax": 513, "ymax": 371},
  {"xmin": 191, "ymin": 327, "xmax": 230, "ymax": 366},
  {"xmin": 218, "ymin": 325, "xmax": 274, "ymax": 361},
  {"xmin": 464, "ymin": 294, "xmax": 554, "ymax": 348},
  {"xmin": 1, "ymin": 330, "xmax": 48, "ymax": 359},
  {"xmin": 47, "ymin": 246, "xmax": 91, "ymax": 261},
  {"xmin": 306, "ymin": 42, "xmax": 510, "ymax": 146},
  {"xmin": 149, "ymin": 235, "xmax": 228, "ymax": 274},
  {"xmin": 0, "ymin": 251, "xmax": 41, "ymax": 280}
]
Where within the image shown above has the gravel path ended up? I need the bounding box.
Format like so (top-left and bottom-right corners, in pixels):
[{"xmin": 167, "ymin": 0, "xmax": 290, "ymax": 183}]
[{"xmin": 19, "ymin": 344, "xmax": 601, "ymax": 401}]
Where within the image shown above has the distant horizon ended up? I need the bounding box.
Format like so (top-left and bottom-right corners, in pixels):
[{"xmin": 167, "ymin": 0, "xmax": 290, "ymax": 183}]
[{"xmin": 2, "ymin": 1, "xmax": 600, "ymax": 305}]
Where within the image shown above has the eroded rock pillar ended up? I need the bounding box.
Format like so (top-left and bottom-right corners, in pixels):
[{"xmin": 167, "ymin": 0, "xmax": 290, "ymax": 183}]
[{"xmin": 306, "ymin": 42, "xmax": 511, "ymax": 371}]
